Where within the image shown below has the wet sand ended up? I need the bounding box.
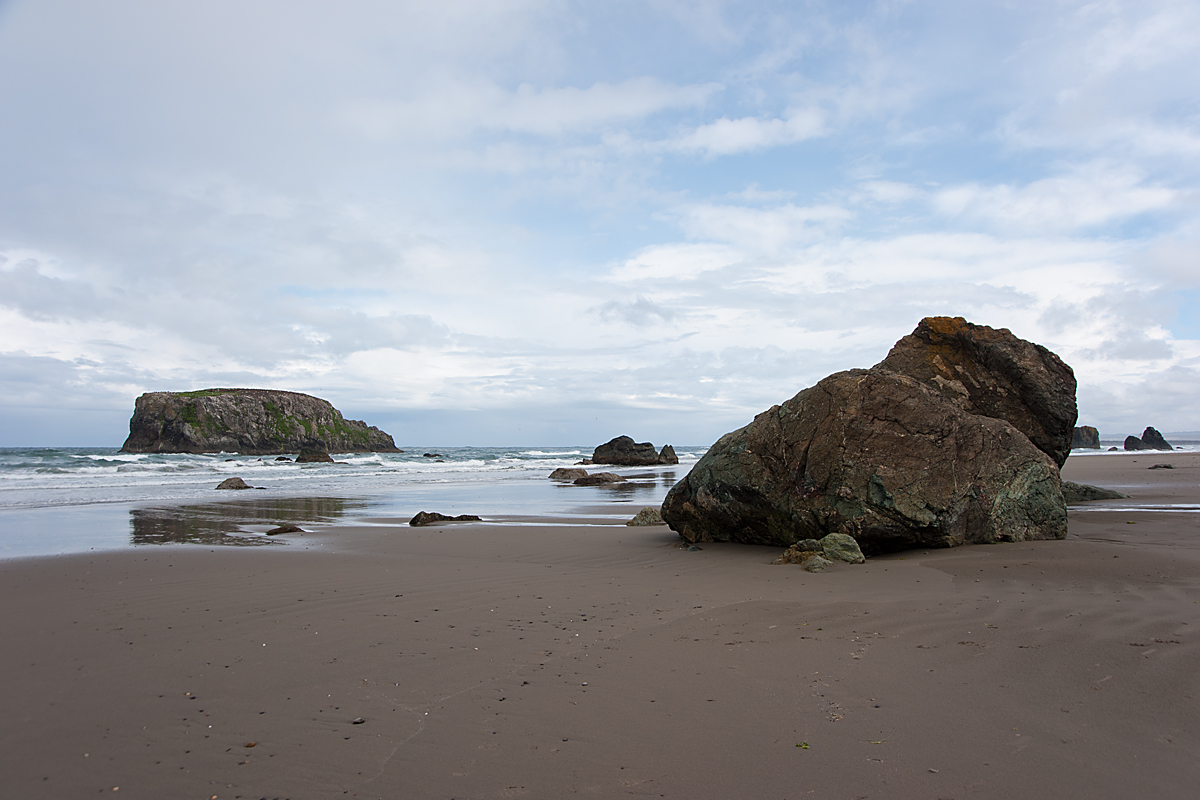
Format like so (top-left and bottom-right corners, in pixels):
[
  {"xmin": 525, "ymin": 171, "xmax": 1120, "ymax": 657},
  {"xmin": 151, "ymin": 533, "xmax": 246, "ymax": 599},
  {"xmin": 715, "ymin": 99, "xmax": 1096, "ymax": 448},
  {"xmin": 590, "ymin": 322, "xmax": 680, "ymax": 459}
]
[{"xmin": 1, "ymin": 453, "xmax": 1198, "ymax": 798}]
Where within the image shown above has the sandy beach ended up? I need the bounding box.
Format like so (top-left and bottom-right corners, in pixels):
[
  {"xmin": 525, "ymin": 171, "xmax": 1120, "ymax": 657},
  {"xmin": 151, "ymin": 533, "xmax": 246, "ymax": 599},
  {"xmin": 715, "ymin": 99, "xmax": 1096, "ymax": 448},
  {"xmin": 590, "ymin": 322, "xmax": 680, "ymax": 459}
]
[{"xmin": 2, "ymin": 452, "xmax": 1198, "ymax": 799}]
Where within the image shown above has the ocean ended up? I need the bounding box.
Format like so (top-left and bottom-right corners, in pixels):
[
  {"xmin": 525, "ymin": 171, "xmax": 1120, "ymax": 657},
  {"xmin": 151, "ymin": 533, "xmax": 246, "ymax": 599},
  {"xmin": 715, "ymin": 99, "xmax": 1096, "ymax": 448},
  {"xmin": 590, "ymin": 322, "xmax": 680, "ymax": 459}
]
[
  {"xmin": 0, "ymin": 446, "xmax": 705, "ymax": 559},
  {"xmin": 3, "ymin": 442, "xmax": 1192, "ymax": 560}
]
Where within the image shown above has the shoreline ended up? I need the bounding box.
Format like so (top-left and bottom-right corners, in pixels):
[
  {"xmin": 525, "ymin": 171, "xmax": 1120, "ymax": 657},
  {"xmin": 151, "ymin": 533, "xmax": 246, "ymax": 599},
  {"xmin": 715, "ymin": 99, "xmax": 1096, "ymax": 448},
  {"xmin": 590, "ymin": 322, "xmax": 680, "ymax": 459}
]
[{"xmin": 0, "ymin": 455, "xmax": 1197, "ymax": 797}]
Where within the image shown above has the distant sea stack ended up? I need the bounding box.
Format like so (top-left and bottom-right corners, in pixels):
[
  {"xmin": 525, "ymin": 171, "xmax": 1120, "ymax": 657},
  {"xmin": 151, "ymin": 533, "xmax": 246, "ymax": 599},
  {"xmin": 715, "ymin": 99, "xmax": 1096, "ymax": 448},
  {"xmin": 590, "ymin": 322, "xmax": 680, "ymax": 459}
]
[
  {"xmin": 1072, "ymin": 426, "xmax": 1101, "ymax": 449},
  {"xmin": 1124, "ymin": 427, "xmax": 1173, "ymax": 451},
  {"xmin": 591, "ymin": 436, "xmax": 679, "ymax": 466},
  {"xmin": 120, "ymin": 389, "xmax": 400, "ymax": 455}
]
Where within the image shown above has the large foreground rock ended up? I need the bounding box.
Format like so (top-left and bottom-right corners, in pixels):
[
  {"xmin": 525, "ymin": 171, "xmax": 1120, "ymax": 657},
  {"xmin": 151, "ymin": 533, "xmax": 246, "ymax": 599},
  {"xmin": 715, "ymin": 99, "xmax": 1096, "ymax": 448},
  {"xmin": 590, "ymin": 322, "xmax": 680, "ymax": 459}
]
[
  {"xmin": 661, "ymin": 367, "xmax": 1067, "ymax": 555},
  {"xmin": 876, "ymin": 317, "xmax": 1077, "ymax": 466},
  {"xmin": 121, "ymin": 389, "xmax": 400, "ymax": 455},
  {"xmin": 592, "ymin": 436, "xmax": 678, "ymax": 466}
]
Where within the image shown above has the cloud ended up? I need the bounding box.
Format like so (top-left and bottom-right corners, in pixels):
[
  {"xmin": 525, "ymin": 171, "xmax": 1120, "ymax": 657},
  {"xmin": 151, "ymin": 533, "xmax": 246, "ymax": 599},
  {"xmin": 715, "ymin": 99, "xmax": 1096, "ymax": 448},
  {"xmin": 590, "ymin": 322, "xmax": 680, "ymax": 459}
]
[
  {"xmin": 0, "ymin": 0, "xmax": 1198, "ymax": 444},
  {"xmin": 666, "ymin": 107, "xmax": 826, "ymax": 155},
  {"xmin": 932, "ymin": 163, "xmax": 1179, "ymax": 232},
  {"xmin": 675, "ymin": 202, "xmax": 854, "ymax": 253},
  {"xmin": 336, "ymin": 77, "xmax": 720, "ymax": 141}
]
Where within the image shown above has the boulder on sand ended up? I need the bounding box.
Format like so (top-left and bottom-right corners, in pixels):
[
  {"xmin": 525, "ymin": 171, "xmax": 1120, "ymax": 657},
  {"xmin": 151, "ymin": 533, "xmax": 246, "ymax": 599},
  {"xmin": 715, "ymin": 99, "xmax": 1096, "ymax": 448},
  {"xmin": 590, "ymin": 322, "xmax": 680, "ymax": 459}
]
[
  {"xmin": 1062, "ymin": 481, "xmax": 1125, "ymax": 501},
  {"xmin": 549, "ymin": 468, "xmax": 589, "ymax": 481},
  {"xmin": 662, "ymin": 319, "xmax": 1071, "ymax": 556},
  {"xmin": 772, "ymin": 540, "xmax": 823, "ymax": 565},
  {"xmin": 592, "ymin": 436, "xmax": 678, "ymax": 466},
  {"xmin": 875, "ymin": 317, "xmax": 1077, "ymax": 467},
  {"xmin": 409, "ymin": 511, "xmax": 482, "ymax": 526},
  {"xmin": 574, "ymin": 472, "xmax": 627, "ymax": 486},
  {"xmin": 820, "ymin": 533, "xmax": 865, "ymax": 564},
  {"xmin": 626, "ymin": 507, "xmax": 664, "ymax": 526}
]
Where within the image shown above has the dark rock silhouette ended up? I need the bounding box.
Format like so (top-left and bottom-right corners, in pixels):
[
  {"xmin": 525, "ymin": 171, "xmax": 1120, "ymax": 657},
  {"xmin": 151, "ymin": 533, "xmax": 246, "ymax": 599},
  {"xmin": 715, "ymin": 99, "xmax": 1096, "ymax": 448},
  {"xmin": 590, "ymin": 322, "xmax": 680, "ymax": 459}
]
[
  {"xmin": 592, "ymin": 436, "xmax": 678, "ymax": 466},
  {"xmin": 1140, "ymin": 427, "xmax": 1173, "ymax": 450},
  {"xmin": 1072, "ymin": 426, "xmax": 1100, "ymax": 449},
  {"xmin": 121, "ymin": 389, "xmax": 399, "ymax": 455},
  {"xmin": 409, "ymin": 511, "xmax": 482, "ymax": 526}
]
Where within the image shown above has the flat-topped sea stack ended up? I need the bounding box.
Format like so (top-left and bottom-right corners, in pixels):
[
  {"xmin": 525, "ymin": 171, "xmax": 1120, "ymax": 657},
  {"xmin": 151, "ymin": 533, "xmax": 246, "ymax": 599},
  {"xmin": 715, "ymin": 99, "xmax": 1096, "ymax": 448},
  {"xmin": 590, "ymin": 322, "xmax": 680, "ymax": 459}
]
[
  {"xmin": 592, "ymin": 436, "xmax": 678, "ymax": 466},
  {"xmin": 662, "ymin": 317, "xmax": 1074, "ymax": 555},
  {"xmin": 1072, "ymin": 426, "xmax": 1100, "ymax": 449},
  {"xmin": 120, "ymin": 389, "xmax": 400, "ymax": 455}
]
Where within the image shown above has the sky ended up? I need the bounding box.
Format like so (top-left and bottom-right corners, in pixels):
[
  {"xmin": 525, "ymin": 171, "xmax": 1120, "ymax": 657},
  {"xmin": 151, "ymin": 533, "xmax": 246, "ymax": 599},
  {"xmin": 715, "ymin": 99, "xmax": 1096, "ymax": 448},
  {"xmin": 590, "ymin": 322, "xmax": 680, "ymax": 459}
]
[{"xmin": 1, "ymin": 0, "xmax": 1198, "ymax": 447}]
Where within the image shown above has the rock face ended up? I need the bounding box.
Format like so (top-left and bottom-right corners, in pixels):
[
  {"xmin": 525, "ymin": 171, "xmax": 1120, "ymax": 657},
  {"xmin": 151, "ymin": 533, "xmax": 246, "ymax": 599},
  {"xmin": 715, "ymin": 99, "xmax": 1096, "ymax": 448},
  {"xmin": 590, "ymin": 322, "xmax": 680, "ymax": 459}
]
[
  {"xmin": 662, "ymin": 320, "xmax": 1071, "ymax": 555},
  {"xmin": 120, "ymin": 389, "xmax": 400, "ymax": 455},
  {"xmin": 1072, "ymin": 426, "xmax": 1100, "ymax": 449},
  {"xmin": 1140, "ymin": 427, "xmax": 1173, "ymax": 450},
  {"xmin": 876, "ymin": 317, "xmax": 1077, "ymax": 467},
  {"xmin": 592, "ymin": 436, "xmax": 678, "ymax": 466}
]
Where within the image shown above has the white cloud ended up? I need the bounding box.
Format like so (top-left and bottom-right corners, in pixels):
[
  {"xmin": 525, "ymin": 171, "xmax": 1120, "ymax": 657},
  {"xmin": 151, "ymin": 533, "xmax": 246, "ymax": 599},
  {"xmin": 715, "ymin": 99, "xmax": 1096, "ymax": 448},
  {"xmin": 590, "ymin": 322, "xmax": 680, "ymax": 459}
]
[
  {"xmin": 666, "ymin": 107, "xmax": 826, "ymax": 155},
  {"xmin": 1, "ymin": 0, "xmax": 1198, "ymax": 444},
  {"xmin": 608, "ymin": 243, "xmax": 744, "ymax": 282},
  {"xmin": 336, "ymin": 77, "xmax": 719, "ymax": 141},
  {"xmin": 932, "ymin": 163, "xmax": 1178, "ymax": 232},
  {"xmin": 676, "ymin": 202, "xmax": 854, "ymax": 253}
]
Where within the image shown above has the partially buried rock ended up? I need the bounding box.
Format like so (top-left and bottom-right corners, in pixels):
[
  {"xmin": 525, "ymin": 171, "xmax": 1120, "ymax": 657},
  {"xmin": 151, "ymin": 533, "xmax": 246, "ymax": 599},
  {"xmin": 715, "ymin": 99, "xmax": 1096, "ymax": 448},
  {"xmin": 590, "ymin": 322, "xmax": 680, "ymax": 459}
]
[
  {"xmin": 1140, "ymin": 427, "xmax": 1173, "ymax": 450},
  {"xmin": 662, "ymin": 339, "xmax": 1068, "ymax": 555},
  {"xmin": 275, "ymin": 456, "xmax": 292, "ymax": 462},
  {"xmin": 875, "ymin": 317, "xmax": 1077, "ymax": 467},
  {"xmin": 266, "ymin": 523, "xmax": 305, "ymax": 535},
  {"xmin": 1148, "ymin": 464, "xmax": 1175, "ymax": 470},
  {"xmin": 409, "ymin": 511, "xmax": 482, "ymax": 526},
  {"xmin": 801, "ymin": 555, "xmax": 835, "ymax": 573},
  {"xmin": 1062, "ymin": 481, "xmax": 1126, "ymax": 501},
  {"xmin": 626, "ymin": 507, "xmax": 664, "ymax": 526},
  {"xmin": 574, "ymin": 472, "xmax": 627, "ymax": 486},
  {"xmin": 549, "ymin": 467, "xmax": 588, "ymax": 481},
  {"xmin": 820, "ymin": 533, "xmax": 865, "ymax": 564},
  {"xmin": 216, "ymin": 477, "xmax": 252, "ymax": 490},
  {"xmin": 773, "ymin": 540, "xmax": 823, "ymax": 565}
]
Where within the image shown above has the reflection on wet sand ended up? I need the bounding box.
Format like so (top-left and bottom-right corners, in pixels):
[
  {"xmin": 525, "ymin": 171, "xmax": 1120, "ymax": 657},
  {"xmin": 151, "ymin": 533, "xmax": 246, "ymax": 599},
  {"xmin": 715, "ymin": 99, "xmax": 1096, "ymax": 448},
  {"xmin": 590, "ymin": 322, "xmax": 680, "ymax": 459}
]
[{"xmin": 130, "ymin": 496, "xmax": 372, "ymax": 547}]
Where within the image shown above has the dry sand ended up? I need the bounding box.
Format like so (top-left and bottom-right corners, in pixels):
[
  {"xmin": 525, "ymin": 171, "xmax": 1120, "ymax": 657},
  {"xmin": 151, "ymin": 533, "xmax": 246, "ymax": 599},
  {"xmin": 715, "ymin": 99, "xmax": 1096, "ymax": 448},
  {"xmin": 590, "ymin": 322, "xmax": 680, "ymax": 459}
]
[{"xmin": 1, "ymin": 453, "xmax": 1198, "ymax": 799}]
